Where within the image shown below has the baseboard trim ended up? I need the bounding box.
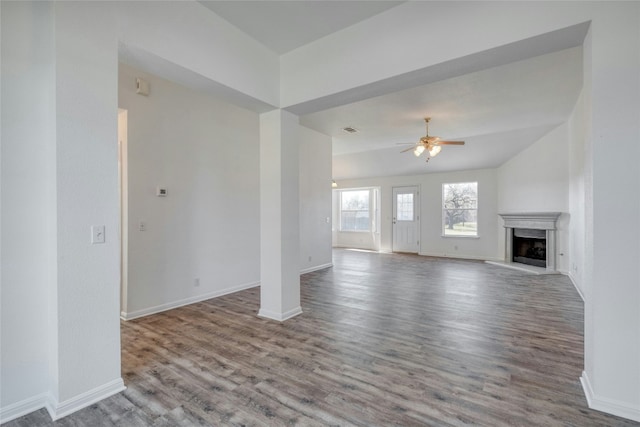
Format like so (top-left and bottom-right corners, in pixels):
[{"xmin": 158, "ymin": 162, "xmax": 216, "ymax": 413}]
[
  {"xmin": 258, "ymin": 306, "xmax": 303, "ymax": 322},
  {"xmin": 581, "ymin": 371, "xmax": 640, "ymax": 422},
  {"xmin": 567, "ymin": 272, "xmax": 585, "ymax": 301},
  {"xmin": 0, "ymin": 392, "xmax": 49, "ymax": 424},
  {"xmin": 419, "ymin": 252, "xmax": 502, "ymax": 262},
  {"xmin": 333, "ymin": 244, "xmax": 378, "ymax": 251},
  {"xmin": 1, "ymin": 379, "xmax": 127, "ymax": 424},
  {"xmin": 300, "ymin": 263, "xmax": 333, "ymax": 274},
  {"xmin": 121, "ymin": 281, "xmax": 260, "ymax": 320},
  {"xmin": 45, "ymin": 378, "xmax": 125, "ymax": 421}
]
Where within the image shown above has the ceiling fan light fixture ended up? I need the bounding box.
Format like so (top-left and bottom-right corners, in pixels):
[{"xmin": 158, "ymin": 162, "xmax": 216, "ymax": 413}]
[{"xmin": 399, "ymin": 118, "xmax": 465, "ymax": 162}]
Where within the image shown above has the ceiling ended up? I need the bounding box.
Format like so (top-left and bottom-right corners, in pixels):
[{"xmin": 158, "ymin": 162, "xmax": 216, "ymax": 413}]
[
  {"xmin": 303, "ymin": 47, "xmax": 583, "ymax": 178},
  {"xmin": 194, "ymin": 1, "xmax": 584, "ymax": 180},
  {"xmin": 199, "ymin": 1, "xmax": 405, "ymax": 55}
]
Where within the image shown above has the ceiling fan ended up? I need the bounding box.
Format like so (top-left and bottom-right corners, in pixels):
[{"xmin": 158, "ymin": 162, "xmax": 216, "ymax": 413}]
[{"xmin": 399, "ymin": 117, "xmax": 465, "ymax": 162}]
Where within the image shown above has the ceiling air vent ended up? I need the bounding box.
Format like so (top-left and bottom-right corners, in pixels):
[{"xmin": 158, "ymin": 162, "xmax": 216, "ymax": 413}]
[{"xmin": 342, "ymin": 126, "xmax": 358, "ymax": 134}]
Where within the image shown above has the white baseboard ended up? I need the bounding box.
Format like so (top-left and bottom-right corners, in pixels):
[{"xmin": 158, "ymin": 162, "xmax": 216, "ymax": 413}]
[
  {"xmin": 0, "ymin": 392, "xmax": 49, "ymax": 424},
  {"xmin": 419, "ymin": 251, "xmax": 503, "ymax": 262},
  {"xmin": 300, "ymin": 263, "xmax": 333, "ymax": 274},
  {"xmin": 581, "ymin": 371, "xmax": 640, "ymax": 422},
  {"xmin": 0, "ymin": 378, "xmax": 125, "ymax": 424},
  {"xmin": 121, "ymin": 281, "xmax": 260, "ymax": 320},
  {"xmin": 46, "ymin": 378, "xmax": 125, "ymax": 421},
  {"xmin": 258, "ymin": 306, "xmax": 303, "ymax": 322},
  {"xmin": 567, "ymin": 272, "xmax": 585, "ymax": 301}
]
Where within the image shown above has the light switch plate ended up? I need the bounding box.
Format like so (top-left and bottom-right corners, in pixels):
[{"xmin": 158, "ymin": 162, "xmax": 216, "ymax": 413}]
[{"xmin": 91, "ymin": 225, "xmax": 105, "ymax": 244}]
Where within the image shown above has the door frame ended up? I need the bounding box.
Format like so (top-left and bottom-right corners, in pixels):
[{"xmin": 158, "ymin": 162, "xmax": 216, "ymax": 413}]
[
  {"xmin": 118, "ymin": 108, "xmax": 129, "ymax": 317},
  {"xmin": 391, "ymin": 185, "xmax": 420, "ymax": 253}
]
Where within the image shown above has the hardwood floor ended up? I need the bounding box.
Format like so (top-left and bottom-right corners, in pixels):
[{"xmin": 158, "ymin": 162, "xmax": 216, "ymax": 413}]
[{"xmin": 6, "ymin": 249, "xmax": 638, "ymax": 426}]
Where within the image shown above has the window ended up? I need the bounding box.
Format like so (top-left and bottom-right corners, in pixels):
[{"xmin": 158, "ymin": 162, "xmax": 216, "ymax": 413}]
[
  {"xmin": 396, "ymin": 193, "xmax": 414, "ymax": 221},
  {"xmin": 340, "ymin": 190, "xmax": 370, "ymax": 231},
  {"xmin": 443, "ymin": 182, "xmax": 478, "ymax": 237}
]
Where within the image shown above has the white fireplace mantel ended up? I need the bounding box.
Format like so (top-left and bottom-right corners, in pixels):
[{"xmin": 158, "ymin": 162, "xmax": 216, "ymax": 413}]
[
  {"xmin": 499, "ymin": 212, "xmax": 561, "ymax": 230},
  {"xmin": 498, "ymin": 212, "xmax": 562, "ymax": 272}
]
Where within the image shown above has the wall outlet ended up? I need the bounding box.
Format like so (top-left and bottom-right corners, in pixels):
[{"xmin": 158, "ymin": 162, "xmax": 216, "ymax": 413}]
[
  {"xmin": 454, "ymin": 245, "xmax": 458, "ymax": 251},
  {"xmin": 308, "ymin": 255, "xmax": 312, "ymax": 262},
  {"xmin": 194, "ymin": 278, "xmax": 200, "ymax": 287},
  {"xmin": 139, "ymin": 221, "xmax": 146, "ymax": 232}
]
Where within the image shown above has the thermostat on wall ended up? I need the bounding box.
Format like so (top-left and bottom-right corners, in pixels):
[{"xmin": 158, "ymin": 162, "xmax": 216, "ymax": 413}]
[{"xmin": 156, "ymin": 187, "xmax": 167, "ymax": 197}]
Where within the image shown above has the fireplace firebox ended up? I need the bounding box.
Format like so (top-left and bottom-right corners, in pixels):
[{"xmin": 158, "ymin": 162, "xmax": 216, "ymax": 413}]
[{"xmin": 512, "ymin": 228, "xmax": 546, "ymax": 268}]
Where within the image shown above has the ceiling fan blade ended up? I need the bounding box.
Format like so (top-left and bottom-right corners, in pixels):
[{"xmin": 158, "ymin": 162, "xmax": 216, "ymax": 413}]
[
  {"xmin": 400, "ymin": 146, "xmax": 417, "ymax": 153},
  {"xmin": 436, "ymin": 140, "xmax": 465, "ymax": 145}
]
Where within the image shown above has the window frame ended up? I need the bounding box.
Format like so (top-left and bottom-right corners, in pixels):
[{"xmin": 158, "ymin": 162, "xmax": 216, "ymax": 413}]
[
  {"xmin": 442, "ymin": 182, "xmax": 479, "ymax": 238},
  {"xmin": 339, "ymin": 189, "xmax": 372, "ymax": 232},
  {"xmin": 395, "ymin": 192, "xmax": 415, "ymax": 222}
]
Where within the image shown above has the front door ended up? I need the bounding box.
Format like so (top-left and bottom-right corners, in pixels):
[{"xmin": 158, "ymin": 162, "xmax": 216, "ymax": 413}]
[{"xmin": 392, "ymin": 186, "xmax": 420, "ymax": 253}]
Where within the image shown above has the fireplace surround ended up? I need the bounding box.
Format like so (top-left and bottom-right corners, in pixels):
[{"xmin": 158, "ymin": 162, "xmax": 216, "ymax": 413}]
[{"xmin": 499, "ymin": 212, "xmax": 561, "ymax": 272}]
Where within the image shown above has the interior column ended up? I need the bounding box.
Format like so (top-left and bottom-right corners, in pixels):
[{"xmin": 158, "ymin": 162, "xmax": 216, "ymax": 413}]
[{"xmin": 258, "ymin": 109, "xmax": 302, "ymax": 321}]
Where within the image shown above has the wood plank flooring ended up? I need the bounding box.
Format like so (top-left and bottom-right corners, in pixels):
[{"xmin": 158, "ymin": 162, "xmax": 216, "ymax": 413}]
[{"xmin": 6, "ymin": 249, "xmax": 638, "ymax": 426}]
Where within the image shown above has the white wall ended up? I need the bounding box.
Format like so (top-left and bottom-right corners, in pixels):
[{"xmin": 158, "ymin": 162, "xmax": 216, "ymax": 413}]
[
  {"xmin": 118, "ymin": 63, "xmax": 260, "ymax": 319},
  {"xmin": 497, "ymin": 123, "xmax": 571, "ymax": 273},
  {"xmin": 1, "ymin": 0, "xmax": 55, "ymax": 417},
  {"xmin": 568, "ymin": 91, "xmax": 586, "ymax": 296},
  {"xmin": 584, "ymin": 4, "xmax": 640, "ymax": 417},
  {"xmin": 116, "ymin": 1, "xmax": 279, "ymax": 109},
  {"xmin": 2, "ymin": 2, "xmax": 124, "ymax": 421},
  {"xmin": 299, "ymin": 126, "xmax": 333, "ymax": 273},
  {"xmin": 336, "ymin": 168, "xmax": 500, "ymax": 261},
  {"xmin": 53, "ymin": 1, "xmax": 124, "ymax": 409},
  {"xmin": 281, "ymin": 2, "xmax": 592, "ymax": 112}
]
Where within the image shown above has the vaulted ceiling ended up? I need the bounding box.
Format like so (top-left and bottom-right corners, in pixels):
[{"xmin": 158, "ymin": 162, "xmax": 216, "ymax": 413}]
[{"xmin": 198, "ymin": 1, "xmax": 583, "ymax": 179}]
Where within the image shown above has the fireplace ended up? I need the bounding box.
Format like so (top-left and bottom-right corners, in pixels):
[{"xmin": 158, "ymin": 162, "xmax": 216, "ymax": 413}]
[{"xmin": 498, "ymin": 212, "xmax": 561, "ymax": 272}]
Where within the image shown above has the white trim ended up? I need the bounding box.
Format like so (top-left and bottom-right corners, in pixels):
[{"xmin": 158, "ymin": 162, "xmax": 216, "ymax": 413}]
[
  {"xmin": 392, "ymin": 185, "xmax": 421, "ymax": 254},
  {"xmin": 121, "ymin": 281, "xmax": 260, "ymax": 320},
  {"xmin": 46, "ymin": 378, "xmax": 125, "ymax": 421},
  {"xmin": 581, "ymin": 371, "xmax": 640, "ymax": 422},
  {"xmin": 337, "ymin": 187, "xmax": 376, "ymax": 233},
  {"xmin": 258, "ymin": 306, "xmax": 303, "ymax": 322},
  {"xmin": 0, "ymin": 393, "xmax": 49, "ymax": 424},
  {"xmin": 300, "ymin": 263, "xmax": 333, "ymax": 275},
  {"xmin": 485, "ymin": 260, "xmax": 560, "ymax": 275},
  {"xmin": 499, "ymin": 212, "xmax": 562, "ymax": 229},
  {"xmin": 333, "ymin": 244, "xmax": 378, "ymax": 251},
  {"xmin": 568, "ymin": 272, "xmax": 585, "ymax": 301},
  {"xmin": 419, "ymin": 251, "xmax": 503, "ymax": 262}
]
